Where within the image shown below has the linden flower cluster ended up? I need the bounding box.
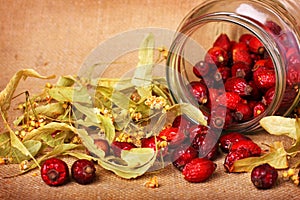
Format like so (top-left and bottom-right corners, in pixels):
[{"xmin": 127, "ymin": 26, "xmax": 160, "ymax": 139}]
[
  {"xmin": 144, "ymin": 95, "xmax": 167, "ymax": 110},
  {"xmin": 282, "ymin": 168, "xmax": 299, "ymax": 186}
]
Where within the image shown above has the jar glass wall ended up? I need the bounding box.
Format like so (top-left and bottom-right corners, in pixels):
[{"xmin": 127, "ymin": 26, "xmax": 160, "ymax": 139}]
[{"xmin": 167, "ymin": 0, "xmax": 300, "ymax": 132}]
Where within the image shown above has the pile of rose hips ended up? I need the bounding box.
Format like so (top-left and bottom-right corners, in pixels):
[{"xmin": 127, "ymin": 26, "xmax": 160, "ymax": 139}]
[
  {"xmin": 93, "ymin": 114, "xmax": 279, "ymax": 188},
  {"xmin": 188, "ymin": 29, "xmax": 299, "ymax": 129},
  {"xmin": 41, "ymin": 158, "xmax": 96, "ymax": 186}
]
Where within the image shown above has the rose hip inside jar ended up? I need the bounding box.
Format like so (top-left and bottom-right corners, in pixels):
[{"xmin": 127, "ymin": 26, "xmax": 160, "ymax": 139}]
[{"xmin": 166, "ymin": 0, "xmax": 300, "ymax": 133}]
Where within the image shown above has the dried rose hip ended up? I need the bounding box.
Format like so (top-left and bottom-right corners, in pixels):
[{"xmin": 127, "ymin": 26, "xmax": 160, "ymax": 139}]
[
  {"xmin": 141, "ymin": 136, "xmax": 168, "ymax": 157},
  {"xmin": 251, "ymin": 163, "xmax": 278, "ymax": 189},
  {"xmin": 249, "ymin": 36, "xmax": 265, "ymax": 55},
  {"xmin": 253, "ymin": 101, "xmax": 267, "ymax": 117},
  {"xmin": 224, "ymin": 148, "xmax": 251, "ymax": 172},
  {"xmin": 262, "ymin": 86, "xmax": 275, "ymax": 105},
  {"xmin": 213, "ymin": 33, "xmax": 231, "ymax": 51},
  {"xmin": 172, "ymin": 114, "xmax": 192, "ymax": 130},
  {"xmin": 215, "ymin": 92, "xmax": 242, "ymax": 111},
  {"xmin": 188, "ymin": 81, "xmax": 208, "ymax": 105},
  {"xmin": 158, "ymin": 127, "xmax": 185, "ymax": 148},
  {"xmin": 215, "ymin": 66, "xmax": 232, "ymax": 82},
  {"xmin": 71, "ymin": 159, "xmax": 96, "ymax": 185},
  {"xmin": 219, "ymin": 132, "xmax": 251, "ymax": 153},
  {"xmin": 225, "ymin": 77, "xmax": 252, "ymax": 97},
  {"xmin": 232, "ymin": 42, "xmax": 252, "ymax": 65},
  {"xmin": 234, "ymin": 103, "xmax": 253, "ymax": 122},
  {"xmin": 189, "ymin": 125, "xmax": 219, "ymax": 160},
  {"xmin": 182, "ymin": 158, "xmax": 217, "ymax": 183},
  {"xmin": 93, "ymin": 139, "xmax": 110, "ymax": 156},
  {"xmin": 205, "ymin": 46, "xmax": 229, "ymax": 66},
  {"xmin": 230, "ymin": 140, "xmax": 262, "ymax": 156},
  {"xmin": 210, "ymin": 106, "xmax": 233, "ymax": 129},
  {"xmin": 111, "ymin": 141, "xmax": 137, "ymax": 157},
  {"xmin": 41, "ymin": 157, "xmax": 69, "ymax": 186},
  {"xmin": 231, "ymin": 61, "xmax": 252, "ymax": 80},
  {"xmin": 239, "ymin": 33, "xmax": 255, "ymax": 45},
  {"xmin": 172, "ymin": 144, "xmax": 198, "ymax": 171},
  {"xmin": 253, "ymin": 69, "xmax": 276, "ymax": 91},
  {"xmin": 193, "ymin": 61, "xmax": 210, "ymax": 78}
]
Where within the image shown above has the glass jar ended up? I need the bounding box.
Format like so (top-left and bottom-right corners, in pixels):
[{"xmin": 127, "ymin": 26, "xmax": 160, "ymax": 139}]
[{"xmin": 166, "ymin": 0, "xmax": 300, "ymax": 133}]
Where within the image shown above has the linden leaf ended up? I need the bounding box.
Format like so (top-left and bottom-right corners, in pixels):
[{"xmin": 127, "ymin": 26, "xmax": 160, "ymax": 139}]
[
  {"xmin": 56, "ymin": 75, "xmax": 76, "ymax": 87},
  {"xmin": 0, "ymin": 69, "xmax": 55, "ymax": 114},
  {"xmin": 121, "ymin": 148, "xmax": 155, "ymax": 168},
  {"xmin": 22, "ymin": 122, "xmax": 74, "ymax": 141},
  {"xmin": 13, "ymin": 102, "xmax": 66, "ymax": 126},
  {"xmin": 97, "ymin": 148, "xmax": 156, "ymax": 179},
  {"xmin": 168, "ymin": 103, "xmax": 207, "ymax": 126},
  {"xmin": 10, "ymin": 140, "xmax": 42, "ymax": 164},
  {"xmin": 47, "ymin": 86, "xmax": 91, "ymax": 104},
  {"xmin": 232, "ymin": 142, "xmax": 289, "ymax": 172},
  {"xmin": 131, "ymin": 33, "xmax": 155, "ymax": 87},
  {"xmin": 260, "ymin": 116, "xmax": 297, "ymax": 140},
  {"xmin": 287, "ymin": 117, "xmax": 300, "ymax": 153}
]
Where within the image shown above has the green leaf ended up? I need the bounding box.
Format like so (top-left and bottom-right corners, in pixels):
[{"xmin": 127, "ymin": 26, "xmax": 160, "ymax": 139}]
[
  {"xmin": 97, "ymin": 114, "xmax": 115, "ymax": 144},
  {"xmin": 287, "ymin": 117, "xmax": 300, "ymax": 153},
  {"xmin": 168, "ymin": 103, "xmax": 207, "ymax": 126},
  {"xmin": 10, "ymin": 140, "xmax": 42, "ymax": 164},
  {"xmin": 260, "ymin": 116, "xmax": 297, "ymax": 140},
  {"xmin": 0, "ymin": 69, "xmax": 55, "ymax": 114},
  {"xmin": 41, "ymin": 131, "xmax": 72, "ymax": 148},
  {"xmin": 0, "ymin": 132, "xmax": 12, "ymax": 157},
  {"xmin": 48, "ymin": 86, "xmax": 92, "ymax": 104},
  {"xmin": 13, "ymin": 102, "xmax": 66, "ymax": 126},
  {"xmin": 63, "ymin": 152, "xmax": 96, "ymax": 160},
  {"xmin": 232, "ymin": 142, "xmax": 289, "ymax": 172},
  {"xmin": 56, "ymin": 75, "xmax": 76, "ymax": 87},
  {"xmin": 131, "ymin": 33, "xmax": 155, "ymax": 87},
  {"xmin": 73, "ymin": 103, "xmax": 100, "ymax": 124},
  {"xmin": 121, "ymin": 148, "xmax": 155, "ymax": 168}
]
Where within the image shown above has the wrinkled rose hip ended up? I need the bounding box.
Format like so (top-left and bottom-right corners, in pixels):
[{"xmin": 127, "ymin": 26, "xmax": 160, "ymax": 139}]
[
  {"xmin": 41, "ymin": 157, "xmax": 69, "ymax": 186},
  {"xmin": 71, "ymin": 159, "xmax": 96, "ymax": 185}
]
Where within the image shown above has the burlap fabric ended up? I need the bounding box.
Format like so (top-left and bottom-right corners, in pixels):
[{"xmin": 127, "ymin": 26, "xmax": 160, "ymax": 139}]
[{"xmin": 1, "ymin": 0, "xmax": 300, "ymax": 199}]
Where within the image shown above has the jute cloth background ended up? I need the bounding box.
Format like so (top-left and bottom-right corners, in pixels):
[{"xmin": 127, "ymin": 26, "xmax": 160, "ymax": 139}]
[{"xmin": 0, "ymin": 0, "xmax": 300, "ymax": 199}]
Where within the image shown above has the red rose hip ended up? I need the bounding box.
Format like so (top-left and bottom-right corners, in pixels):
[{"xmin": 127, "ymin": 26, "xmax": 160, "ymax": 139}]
[
  {"xmin": 172, "ymin": 144, "xmax": 198, "ymax": 171},
  {"xmin": 182, "ymin": 158, "xmax": 217, "ymax": 183},
  {"xmin": 41, "ymin": 157, "xmax": 69, "ymax": 186},
  {"xmin": 219, "ymin": 132, "xmax": 251, "ymax": 153},
  {"xmin": 251, "ymin": 163, "xmax": 278, "ymax": 189},
  {"xmin": 71, "ymin": 159, "xmax": 96, "ymax": 185}
]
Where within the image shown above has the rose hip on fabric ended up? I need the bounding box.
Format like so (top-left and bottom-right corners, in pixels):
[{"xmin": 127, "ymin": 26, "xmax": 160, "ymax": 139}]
[
  {"xmin": 71, "ymin": 159, "xmax": 96, "ymax": 185},
  {"xmin": 41, "ymin": 157, "xmax": 69, "ymax": 186}
]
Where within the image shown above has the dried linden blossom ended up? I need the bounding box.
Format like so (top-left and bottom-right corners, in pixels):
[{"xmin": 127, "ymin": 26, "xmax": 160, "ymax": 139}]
[
  {"xmin": 144, "ymin": 95, "xmax": 167, "ymax": 110},
  {"xmin": 144, "ymin": 176, "xmax": 159, "ymax": 188}
]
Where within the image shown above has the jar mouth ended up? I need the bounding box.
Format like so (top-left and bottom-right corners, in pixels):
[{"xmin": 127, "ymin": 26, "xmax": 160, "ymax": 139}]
[{"xmin": 166, "ymin": 12, "xmax": 292, "ymax": 133}]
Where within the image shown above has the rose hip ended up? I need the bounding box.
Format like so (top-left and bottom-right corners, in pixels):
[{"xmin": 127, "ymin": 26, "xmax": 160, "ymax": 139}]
[
  {"xmin": 158, "ymin": 127, "xmax": 185, "ymax": 148},
  {"xmin": 205, "ymin": 46, "xmax": 229, "ymax": 66},
  {"xmin": 253, "ymin": 102, "xmax": 267, "ymax": 117},
  {"xmin": 71, "ymin": 159, "xmax": 96, "ymax": 185},
  {"xmin": 188, "ymin": 81, "xmax": 208, "ymax": 105},
  {"xmin": 231, "ymin": 61, "xmax": 252, "ymax": 80},
  {"xmin": 41, "ymin": 158, "xmax": 69, "ymax": 186},
  {"xmin": 234, "ymin": 103, "xmax": 253, "ymax": 122},
  {"xmin": 111, "ymin": 141, "xmax": 137, "ymax": 157},
  {"xmin": 215, "ymin": 92, "xmax": 242, "ymax": 111},
  {"xmin": 213, "ymin": 33, "xmax": 231, "ymax": 51},
  {"xmin": 251, "ymin": 163, "xmax": 278, "ymax": 189},
  {"xmin": 183, "ymin": 158, "xmax": 217, "ymax": 183},
  {"xmin": 225, "ymin": 77, "xmax": 253, "ymax": 97},
  {"xmin": 172, "ymin": 144, "xmax": 198, "ymax": 171},
  {"xmin": 219, "ymin": 132, "xmax": 251, "ymax": 153}
]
